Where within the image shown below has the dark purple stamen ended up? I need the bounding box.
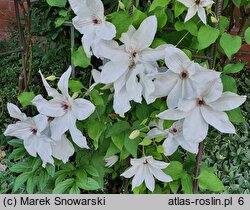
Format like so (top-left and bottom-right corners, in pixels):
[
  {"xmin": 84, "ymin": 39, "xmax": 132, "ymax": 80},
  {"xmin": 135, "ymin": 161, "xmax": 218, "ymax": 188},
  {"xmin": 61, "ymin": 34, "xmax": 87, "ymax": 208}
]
[
  {"xmin": 31, "ymin": 128, "xmax": 37, "ymax": 135},
  {"xmin": 180, "ymin": 71, "xmax": 188, "ymax": 79}
]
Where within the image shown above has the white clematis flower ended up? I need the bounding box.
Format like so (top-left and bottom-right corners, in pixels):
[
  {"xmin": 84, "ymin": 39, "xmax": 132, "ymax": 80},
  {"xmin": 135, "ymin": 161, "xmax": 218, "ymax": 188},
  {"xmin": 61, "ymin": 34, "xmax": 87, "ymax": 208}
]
[
  {"xmin": 105, "ymin": 155, "xmax": 119, "ymax": 167},
  {"xmin": 4, "ymin": 103, "xmax": 54, "ymax": 167},
  {"xmin": 121, "ymin": 156, "xmax": 172, "ymax": 192},
  {"xmin": 68, "ymin": 0, "xmax": 116, "ymax": 57},
  {"xmin": 4, "ymin": 103, "xmax": 75, "ymax": 167},
  {"xmin": 177, "ymin": 0, "xmax": 214, "ymax": 24},
  {"xmin": 157, "ymin": 80, "xmax": 247, "ymax": 142},
  {"xmin": 149, "ymin": 46, "xmax": 221, "ymax": 108},
  {"xmin": 145, "ymin": 120, "xmax": 198, "ymax": 156},
  {"xmin": 32, "ymin": 67, "xmax": 95, "ymax": 148},
  {"xmin": 97, "ymin": 16, "xmax": 167, "ymax": 116}
]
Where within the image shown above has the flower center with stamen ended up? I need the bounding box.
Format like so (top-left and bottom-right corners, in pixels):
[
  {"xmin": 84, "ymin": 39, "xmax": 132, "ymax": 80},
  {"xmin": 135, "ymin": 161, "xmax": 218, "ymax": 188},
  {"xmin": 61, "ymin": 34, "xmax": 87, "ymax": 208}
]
[
  {"xmin": 195, "ymin": 0, "xmax": 201, "ymax": 5},
  {"xmin": 143, "ymin": 160, "xmax": 148, "ymax": 164},
  {"xmin": 197, "ymin": 99, "xmax": 205, "ymax": 106},
  {"xmin": 170, "ymin": 128, "xmax": 178, "ymax": 135},
  {"xmin": 92, "ymin": 18, "xmax": 101, "ymax": 25},
  {"xmin": 62, "ymin": 103, "xmax": 70, "ymax": 111},
  {"xmin": 180, "ymin": 71, "xmax": 188, "ymax": 79},
  {"xmin": 31, "ymin": 128, "xmax": 37, "ymax": 135}
]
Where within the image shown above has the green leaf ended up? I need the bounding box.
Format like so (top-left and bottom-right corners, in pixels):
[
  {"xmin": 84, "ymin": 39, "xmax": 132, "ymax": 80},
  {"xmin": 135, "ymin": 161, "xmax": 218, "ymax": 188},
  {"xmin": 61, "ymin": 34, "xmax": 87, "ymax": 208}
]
[
  {"xmin": 169, "ymin": 180, "xmax": 180, "ymax": 193},
  {"xmin": 89, "ymin": 89, "xmax": 104, "ymax": 106},
  {"xmin": 132, "ymin": 7, "xmax": 147, "ymax": 28},
  {"xmin": 85, "ymin": 165, "xmax": 99, "ymax": 177},
  {"xmin": 220, "ymin": 33, "xmax": 242, "ymax": 59},
  {"xmin": 232, "ymin": 0, "xmax": 241, "ymax": 7},
  {"xmin": 106, "ymin": 121, "xmax": 130, "ymax": 138},
  {"xmin": 181, "ymin": 172, "xmax": 193, "ymax": 194},
  {"xmin": 46, "ymin": 164, "xmax": 55, "ymax": 177},
  {"xmin": 154, "ymin": 7, "xmax": 168, "ymax": 28},
  {"xmin": 175, "ymin": 21, "xmax": 198, "ymax": 36},
  {"xmin": 198, "ymin": 25, "xmax": 219, "ymax": 50},
  {"xmin": 13, "ymin": 172, "xmax": 30, "ymax": 192},
  {"xmin": 219, "ymin": 16, "xmax": 229, "ymax": 34},
  {"xmin": 157, "ymin": 145, "xmax": 165, "ymax": 154},
  {"xmin": 149, "ymin": 0, "xmax": 171, "ymax": 12},
  {"xmin": 72, "ymin": 46, "xmax": 90, "ymax": 68},
  {"xmin": 55, "ymin": 17, "xmax": 66, "ymax": 28},
  {"xmin": 221, "ymin": 74, "xmax": 237, "ymax": 93},
  {"xmin": 69, "ymin": 80, "xmax": 84, "ymax": 92},
  {"xmin": 46, "ymin": 0, "xmax": 66, "ymax": 7},
  {"xmin": 139, "ymin": 139, "xmax": 152, "ymax": 146},
  {"xmin": 26, "ymin": 175, "xmax": 36, "ymax": 194},
  {"xmin": 135, "ymin": 102, "xmax": 154, "ymax": 120},
  {"xmin": 10, "ymin": 162, "xmax": 31, "ymax": 173},
  {"xmin": 69, "ymin": 185, "xmax": 80, "ymax": 194},
  {"xmin": 163, "ymin": 161, "xmax": 184, "ymax": 180},
  {"xmin": 76, "ymin": 170, "xmax": 87, "ymax": 185},
  {"xmin": 52, "ymin": 178, "xmax": 75, "ymax": 194},
  {"xmin": 227, "ymin": 108, "xmax": 244, "ymax": 123},
  {"xmin": 38, "ymin": 170, "xmax": 49, "ymax": 191},
  {"xmin": 174, "ymin": 2, "xmax": 186, "ymax": 18},
  {"xmin": 17, "ymin": 92, "xmax": 35, "ymax": 107},
  {"xmin": 223, "ymin": 63, "xmax": 245, "ymax": 74},
  {"xmin": 111, "ymin": 134, "xmax": 125, "ymax": 151},
  {"xmin": 8, "ymin": 139, "xmax": 23, "ymax": 147},
  {"xmin": 8, "ymin": 147, "xmax": 26, "ymax": 160},
  {"xmin": 105, "ymin": 142, "xmax": 120, "ymax": 158},
  {"xmin": 76, "ymin": 177, "xmax": 100, "ymax": 191},
  {"xmin": 87, "ymin": 120, "xmax": 106, "ymax": 149},
  {"xmin": 110, "ymin": 11, "xmax": 133, "ymax": 38},
  {"xmin": 198, "ymin": 170, "xmax": 225, "ymax": 192},
  {"xmin": 124, "ymin": 133, "xmax": 140, "ymax": 157},
  {"xmin": 244, "ymin": 27, "xmax": 250, "ymax": 44}
]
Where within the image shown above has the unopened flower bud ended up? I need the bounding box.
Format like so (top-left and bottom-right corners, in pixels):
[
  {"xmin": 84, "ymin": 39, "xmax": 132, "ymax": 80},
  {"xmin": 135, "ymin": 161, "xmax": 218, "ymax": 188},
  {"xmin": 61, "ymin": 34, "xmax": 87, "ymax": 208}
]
[
  {"xmin": 46, "ymin": 75, "xmax": 57, "ymax": 81},
  {"xmin": 101, "ymin": 83, "xmax": 113, "ymax": 90},
  {"xmin": 129, "ymin": 130, "xmax": 140, "ymax": 140},
  {"xmin": 211, "ymin": 16, "xmax": 218, "ymax": 23},
  {"xmin": 72, "ymin": 92, "xmax": 79, "ymax": 99},
  {"xmin": 0, "ymin": 163, "xmax": 7, "ymax": 172},
  {"xmin": 118, "ymin": 1, "xmax": 125, "ymax": 10}
]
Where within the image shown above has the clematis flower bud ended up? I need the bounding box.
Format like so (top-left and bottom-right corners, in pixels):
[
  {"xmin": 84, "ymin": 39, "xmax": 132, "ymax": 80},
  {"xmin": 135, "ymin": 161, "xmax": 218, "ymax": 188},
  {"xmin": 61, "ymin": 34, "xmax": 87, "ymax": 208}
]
[
  {"xmin": 72, "ymin": 92, "xmax": 79, "ymax": 99},
  {"xmin": 118, "ymin": 1, "xmax": 125, "ymax": 10},
  {"xmin": 46, "ymin": 75, "xmax": 57, "ymax": 81},
  {"xmin": 0, "ymin": 163, "xmax": 7, "ymax": 172},
  {"xmin": 129, "ymin": 130, "xmax": 140, "ymax": 139}
]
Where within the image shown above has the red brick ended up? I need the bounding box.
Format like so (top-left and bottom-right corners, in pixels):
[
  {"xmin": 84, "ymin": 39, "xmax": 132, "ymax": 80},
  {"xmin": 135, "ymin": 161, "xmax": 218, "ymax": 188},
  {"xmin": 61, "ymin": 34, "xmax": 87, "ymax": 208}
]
[{"xmin": 0, "ymin": 1, "xmax": 10, "ymax": 11}]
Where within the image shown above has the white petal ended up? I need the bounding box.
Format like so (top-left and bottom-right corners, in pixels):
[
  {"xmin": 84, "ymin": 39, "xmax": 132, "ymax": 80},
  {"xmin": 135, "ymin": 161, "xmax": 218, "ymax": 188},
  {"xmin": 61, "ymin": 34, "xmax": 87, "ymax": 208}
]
[
  {"xmin": 81, "ymin": 27, "xmax": 96, "ymax": 57},
  {"xmin": 85, "ymin": 0, "xmax": 105, "ymax": 19},
  {"xmin": 144, "ymin": 165, "xmax": 155, "ymax": 192},
  {"xmin": 132, "ymin": 165, "xmax": 145, "ymax": 189},
  {"xmin": 200, "ymin": 0, "xmax": 214, "ymax": 7},
  {"xmin": 52, "ymin": 135, "xmax": 74, "ymax": 163},
  {"xmin": 147, "ymin": 157, "xmax": 169, "ymax": 169},
  {"xmin": 157, "ymin": 109, "xmax": 189, "ymax": 120},
  {"xmin": 96, "ymin": 21, "xmax": 116, "ymax": 40},
  {"xmin": 97, "ymin": 40, "xmax": 125, "ymax": 60},
  {"xmin": 209, "ymin": 92, "xmax": 246, "ymax": 111},
  {"xmin": 72, "ymin": 16, "xmax": 93, "ymax": 35},
  {"xmin": 181, "ymin": 78, "xmax": 197, "ymax": 99},
  {"xmin": 179, "ymin": 139, "xmax": 199, "ymax": 154},
  {"xmin": 120, "ymin": 25, "xmax": 136, "ymax": 47},
  {"xmin": 165, "ymin": 46, "xmax": 190, "ymax": 73},
  {"xmin": 131, "ymin": 157, "xmax": 145, "ymax": 166},
  {"xmin": 69, "ymin": 123, "xmax": 89, "ymax": 148},
  {"xmin": 92, "ymin": 69, "xmax": 101, "ymax": 83},
  {"xmin": 23, "ymin": 135, "xmax": 38, "ymax": 157},
  {"xmin": 58, "ymin": 67, "xmax": 71, "ymax": 98},
  {"xmin": 113, "ymin": 72, "xmax": 127, "ymax": 93},
  {"xmin": 145, "ymin": 128, "xmax": 167, "ymax": 140},
  {"xmin": 178, "ymin": 0, "xmax": 195, "ymax": 7},
  {"xmin": 105, "ymin": 155, "xmax": 119, "ymax": 167},
  {"xmin": 132, "ymin": 16, "xmax": 157, "ymax": 51},
  {"xmin": 140, "ymin": 45, "xmax": 168, "ymax": 62},
  {"xmin": 100, "ymin": 61, "xmax": 128, "ymax": 84},
  {"xmin": 183, "ymin": 107, "xmax": 208, "ymax": 142},
  {"xmin": 39, "ymin": 70, "xmax": 60, "ymax": 98},
  {"xmin": 198, "ymin": 6, "xmax": 207, "ymax": 24},
  {"xmin": 121, "ymin": 165, "xmax": 139, "ymax": 178},
  {"xmin": 149, "ymin": 71, "xmax": 178, "ymax": 99},
  {"xmin": 140, "ymin": 72, "xmax": 156, "ymax": 104},
  {"xmin": 201, "ymin": 79, "xmax": 223, "ymax": 103},
  {"xmin": 191, "ymin": 65, "xmax": 221, "ymax": 84},
  {"xmin": 126, "ymin": 65, "xmax": 143, "ymax": 103},
  {"xmin": 201, "ymin": 106, "xmax": 236, "ymax": 133},
  {"xmin": 7, "ymin": 103, "xmax": 27, "ymax": 121},
  {"xmin": 113, "ymin": 87, "xmax": 131, "ymax": 117},
  {"xmin": 167, "ymin": 79, "xmax": 183, "ymax": 108},
  {"xmin": 4, "ymin": 122, "xmax": 33, "ymax": 140},
  {"xmin": 149, "ymin": 165, "xmax": 172, "ymax": 183},
  {"xmin": 32, "ymin": 114, "xmax": 48, "ymax": 133},
  {"xmin": 32, "ymin": 95, "xmax": 65, "ymax": 117},
  {"xmin": 37, "ymin": 137, "xmax": 54, "ymax": 167},
  {"xmin": 50, "ymin": 113, "xmax": 72, "ymax": 141},
  {"xmin": 178, "ymin": 99, "xmax": 197, "ymax": 112},
  {"xmin": 185, "ymin": 6, "xmax": 197, "ymax": 22},
  {"xmin": 69, "ymin": 0, "xmax": 93, "ymax": 18},
  {"xmin": 163, "ymin": 137, "xmax": 179, "ymax": 156},
  {"xmin": 71, "ymin": 98, "xmax": 95, "ymax": 120}
]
